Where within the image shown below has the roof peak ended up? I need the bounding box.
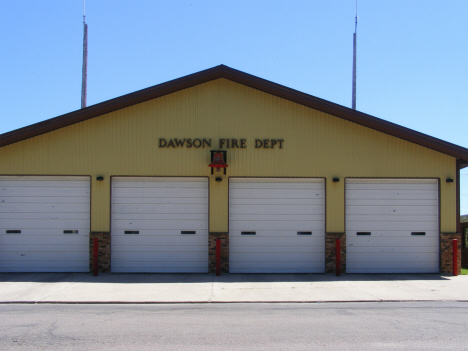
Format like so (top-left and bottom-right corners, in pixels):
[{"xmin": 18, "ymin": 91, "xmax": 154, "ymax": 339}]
[{"xmin": 1, "ymin": 65, "xmax": 468, "ymax": 163}]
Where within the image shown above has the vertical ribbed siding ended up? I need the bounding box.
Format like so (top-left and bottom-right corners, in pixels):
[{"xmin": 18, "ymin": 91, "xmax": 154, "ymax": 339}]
[{"xmin": 0, "ymin": 79, "xmax": 457, "ymax": 233}]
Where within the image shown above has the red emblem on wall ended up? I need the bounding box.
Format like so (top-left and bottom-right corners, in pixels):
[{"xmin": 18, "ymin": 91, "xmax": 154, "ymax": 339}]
[{"xmin": 209, "ymin": 152, "xmax": 228, "ymax": 171}]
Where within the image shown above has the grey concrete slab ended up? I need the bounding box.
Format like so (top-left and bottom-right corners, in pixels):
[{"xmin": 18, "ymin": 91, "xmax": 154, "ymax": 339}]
[{"xmin": 0, "ymin": 273, "xmax": 467, "ymax": 303}]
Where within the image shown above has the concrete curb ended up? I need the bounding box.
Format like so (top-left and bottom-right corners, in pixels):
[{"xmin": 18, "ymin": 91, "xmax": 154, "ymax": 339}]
[{"xmin": 2, "ymin": 300, "xmax": 468, "ymax": 305}]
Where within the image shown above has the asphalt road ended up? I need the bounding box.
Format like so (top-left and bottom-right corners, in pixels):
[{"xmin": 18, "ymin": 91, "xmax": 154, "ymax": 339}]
[{"xmin": 1, "ymin": 302, "xmax": 467, "ymax": 350}]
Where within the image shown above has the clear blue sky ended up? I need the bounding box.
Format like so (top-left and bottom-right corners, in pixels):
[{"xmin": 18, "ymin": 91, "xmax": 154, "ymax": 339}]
[{"xmin": 1, "ymin": 1, "xmax": 468, "ymax": 213}]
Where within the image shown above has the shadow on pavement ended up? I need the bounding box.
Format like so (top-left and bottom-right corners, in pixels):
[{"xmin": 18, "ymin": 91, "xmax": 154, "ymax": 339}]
[{"xmin": 0, "ymin": 272, "xmax": 452, "ymax": 284}]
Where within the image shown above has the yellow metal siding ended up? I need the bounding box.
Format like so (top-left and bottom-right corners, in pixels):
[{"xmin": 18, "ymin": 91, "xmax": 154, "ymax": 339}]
[{"xmin": 0, "ymin": 79, "xmax": 457, "ymax": 233}]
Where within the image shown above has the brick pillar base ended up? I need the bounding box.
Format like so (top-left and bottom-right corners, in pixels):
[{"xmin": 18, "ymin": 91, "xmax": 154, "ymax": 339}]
[
  {"xmin": 440, "ymin": 233, "xmax": 461, "ymax": 274},
  {"xmin": 89, "ymin": 232, "xmax": 111, "ymax": 273},
  {"xmin": 209, "ymin": 232, "xmax": 229, "ymax": 273},
  {"xmin": 325, "ymin": 233, "xmax": 346, "ymax": 273}
]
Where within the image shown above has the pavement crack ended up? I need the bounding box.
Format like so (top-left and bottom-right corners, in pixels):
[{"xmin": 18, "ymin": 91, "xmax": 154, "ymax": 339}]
[
  {"xmin": 38, "ymin": 281, "xmax": 77, "ymax": 302},
  {"xmin": 208, "ymin": 275, "xmax": 215, "ymax": 302},
  {"xmin": 343, "ymin": 280, "xmax": 382, "ymax": 301}
]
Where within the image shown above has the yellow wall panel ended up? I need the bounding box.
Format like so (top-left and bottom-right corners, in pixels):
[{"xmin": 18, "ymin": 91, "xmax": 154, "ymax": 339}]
[{"xmin": 0, "ymin": 79, "xmax": 457, "ymax": 233}]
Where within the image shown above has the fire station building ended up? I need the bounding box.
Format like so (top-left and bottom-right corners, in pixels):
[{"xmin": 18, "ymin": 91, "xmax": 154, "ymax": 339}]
[{"xmin": 0, "ymin": 65, "xmax": 466, "ymax": 274}]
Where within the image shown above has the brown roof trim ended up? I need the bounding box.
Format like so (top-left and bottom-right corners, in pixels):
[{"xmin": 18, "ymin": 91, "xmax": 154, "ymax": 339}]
[{"xmin": 2, "ymin": 64, "xmax": 468, "ymax": 163}]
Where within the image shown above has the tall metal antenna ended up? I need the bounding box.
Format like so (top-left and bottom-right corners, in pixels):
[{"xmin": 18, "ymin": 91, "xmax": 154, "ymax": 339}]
[
  {"xmin": 352, "ymin": 0, "xmax": 358, "ymax": 110},
  {"xmin": 81, "ymin": 0, "xmax": 88, "ymax": 109}
]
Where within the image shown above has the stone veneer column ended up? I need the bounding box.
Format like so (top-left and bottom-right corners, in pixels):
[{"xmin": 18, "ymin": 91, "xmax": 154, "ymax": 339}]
[
  {"xmin": 89, "ymin": 232, "xmax": 111, "ymax": 273},
  {"xmin": 208, "ymin": 233, "xmax": 229, "ymax": 273},
  {"xmin": 440, "ymin": 233, "xmax": 461, "ymax": 274},
  {"xmin": 325, "ymin": 232, "xmax": 346, "ymax": 273}
]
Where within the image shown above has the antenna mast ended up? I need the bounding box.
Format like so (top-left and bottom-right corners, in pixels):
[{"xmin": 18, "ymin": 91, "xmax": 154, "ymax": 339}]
[
  {"xmin": 81, "ymin": 0, "xmax": 88, "ymax": 109},
  {"xmin": 352, "ymin": 1, "xmax": 358, "ymax": 110}
]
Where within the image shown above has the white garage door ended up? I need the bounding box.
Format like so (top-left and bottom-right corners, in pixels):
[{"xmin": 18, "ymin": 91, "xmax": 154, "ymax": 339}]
[
  {"xmin": 0, "ymin": 176, "xmax": 90, "ymax": 272},
  {"xmin": 346, "ymin": 179, "xmax": 439, "ymax": 273},
  {"xmin": 229, "ymin": 178, "xmax": 325, "ymax": 273},
  {"xmin": 111, "ymin": 177, "xmax": 208, "ymax": 273}
]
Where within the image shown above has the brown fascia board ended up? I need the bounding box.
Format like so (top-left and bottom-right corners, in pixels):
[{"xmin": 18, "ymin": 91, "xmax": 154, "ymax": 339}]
[{"xmin": 1, "ymin": 64, "xmax": 468, "ymax": 164}]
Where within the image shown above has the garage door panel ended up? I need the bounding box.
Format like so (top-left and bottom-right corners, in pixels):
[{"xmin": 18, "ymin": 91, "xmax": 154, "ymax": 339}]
[
  {"xmin": 347, "ymin": 230, "xmax": 439, "ymax": 238},
  {"xmin": 230, "ymin": 180, "xmax": 324, "ymax": 188},
  {"xmin": 230, "ymin": 205, "xmax": 325, "ymax": 216},
  {"xmin": 346, "ymin": 193, "xmax": 436, "ymax": 201},
  {"xmin": 0, "ymin": 187, "xmax": 89, "ymax": 198},
  {"xmin": 230, "ymin": 235, "xmax": 324, "ymax": 246},
  {"xmin": 113, "ymin": 179, "xmax": 208, "ymax": 187},
  {"xmin": 231, "ymin": 262, "xmax": 324, "ymax": 269},
  {"xmin": 346, "ymin": 214, "xmax": 438, "ymax": 222},
  {"xmin": 1, "ymin": 230, "xmax": 88, "ymax": 236},
  {"xmin": 346, "ymin": 180, "xmax": 437, "ymax": 188},
  {"xmin": 346, "ymin": 222, "xmax": 438, "ymax": 232},
  {"xmin": 113, "ymin": 187, "xmax": 206, "ymax": 197},
  {"xmin": 230, "ymin": 198, "xmax": 325, "ymax": 206},
  {"xmin": 112, "ymin": 250, "xmax": 208, "ymax": 262},
  {"xmin": 112, "ymin": 213, "xmax": 207, "ymax": 221},
  {"xmin": 346, "ymin": 179, "xmax": 438, "ymax": 273},
  {"xmin": 230, "ymin": 230, "xmax": 324, "ymax": 238},
  {"xmin": 0, "ymin": 263, "xmax": 89, "ymax": 273},
  {"xmin": 230, "ymin": 188, "xmax": 324, "ymax": 197},
  {"xmin": 1, "ymin": 234, "xmax": 88, "ymax": 245},
  {"xmin": 112, "ymin": 233, "xmax": 206, "ymax": 245},
  {"xmin": 347, "ymin": 188, "xmax": 436, "ymax": 196},
  {"xmin": 111, "ymin": 266, "xmax": 207, "ymax": 273},
  {"xmin": 347, "ymin": 263, "xmax": 438, "ymax": 274},
  {"xmin": 346, "ymin": 185, "xmax": 437, "ymax": 193},
  {"xmin": 0, "ymin": 204, "xmax": 91, "ymax": 215},
  {"xmin": 231, "ymin": 221, "xmax": 324, "ymax": 232},
  {"xmin": 112, "ymin": 261, "xmax": 207, "ymax": 268},
  {"xmin": 114, "ymin": 190, "xmax": 207, "ymax": 197},
  {"xmin": 1, "ymin": 219, "xmax": 90, "ymax": 230},
  {"xmin": 1, "ymin": 250, "xmax": 89, "ymax": 261},
  {"xmin": 230, "ymin": 178, "xmax": 325, "ymax": 273},
  {"xmin": 347, "ymin": 251, "xmax": 438, "ymax": 262},
  {"xmin": 112, "ymin": 244, "xmax": 207, "ymax": 253},
  {"xmin": 113, "ymin": 220, "xmax": 207, "ymax": 231},
  {"xmin": 347, "ymin": 236, "xmax": 438, "ymax": 247},
  {"xmin": 231, "ymin": 252, "xmax": 323, "ymax": 262},
  {"xmin": 346, "ymin": 205, "xmax": 438, "ymax": 216},
  {"xmin": 111, "ymin": 177, "xmax": 208, "ymax": 273},
  {"xmin": 231, "ymin": 189, "xmax": 323, "ymax": 200},
  {"xmin": 0, "ymin": 243, "xmax": 89, "ymax": 252},
  {"xmin": 0, "ymin": 176, "xmax": 90, "ymax": 273},
  {"xmin": 347, "ymin": 245, "xmax": 438, "ymax": 254},
  {"xmin": 0, "ymin": 177, "xmax": 89, "ymax": 185},
  {"xmin": 112, "ymin": 237, "xmax": 206, "ymax": 247},
  {"xmin": 347, "ymin": 258, "xmax": 439, "ymax": 267},
  {"xmin": 347, "ymin": 199, "xmax": 436, "ymax": 207},
  {"xmin": 230, "ymin": 245, "xmax": 325, "ymax": 254},
  {"xmin": 0, "ymin": 196, "xmax": 90, "ymax": 204},
  {"xmin": 112, "ymin": 197, "xmax": 206, "ymax": 205},
  {"xmin": 112, "ymin": 204, "xmax": 208, "ymax": 215},
  {"xmin": 230, "ymin": 215, "xmax": 324, "ymax": 222},
  {"xmin": 113, "ymin": 180, "xmax": 206, "ymax": 187}
]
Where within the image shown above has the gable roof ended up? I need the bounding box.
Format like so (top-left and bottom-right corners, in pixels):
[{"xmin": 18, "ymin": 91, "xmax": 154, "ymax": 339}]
[{"xmin": 1, "ymin": 64, "xmax": 468, "ymax": 164}]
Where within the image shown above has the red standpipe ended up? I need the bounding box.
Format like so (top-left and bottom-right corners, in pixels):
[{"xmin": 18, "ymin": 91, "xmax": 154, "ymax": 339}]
[
  {"xmin": 453, "ymin": 239, "xmax": 458, "ymax": 276},
  {"xmin": 336, "ymin": 238, "xmax": 341, "ymax": 276},
  {"xmin": 93, "ymin": 237, "xmax": 98, "ymax": 276},
  {"xmin": 216, "ymin": 239, "xmax": 221, "ymax": 276}
]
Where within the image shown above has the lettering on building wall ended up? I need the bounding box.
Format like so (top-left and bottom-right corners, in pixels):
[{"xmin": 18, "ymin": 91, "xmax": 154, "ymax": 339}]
[
  {"xmin": 159, "ymin": 138, "xmax": 284, "ymax": 149},
  {"xmin": 159, "ymin": 138, "xmax": 212, "ymax": 148},
  {"xmin": 254, "ymin": 139, "xmax": 284, "ymax": 149},
  {"xmin": 219, "ymin": 139, "xmax": 247, "ymax": 148}
]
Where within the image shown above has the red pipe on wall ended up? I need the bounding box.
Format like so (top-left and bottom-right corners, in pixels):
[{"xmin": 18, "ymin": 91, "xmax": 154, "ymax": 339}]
[
  {"xmin": 453, "ymin": 239, "xmax": 458, "ymax": 276},
  {"xmin": 93, "ymin": 237, "xmax": 98, "ymax": 276},
  {"xmin": 216, "ymin": 239, "xmax": 221, "ymax": 276},
  {"xmin": 336, "ymin": 238, "xmax": 341, "ymax": 276}
]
